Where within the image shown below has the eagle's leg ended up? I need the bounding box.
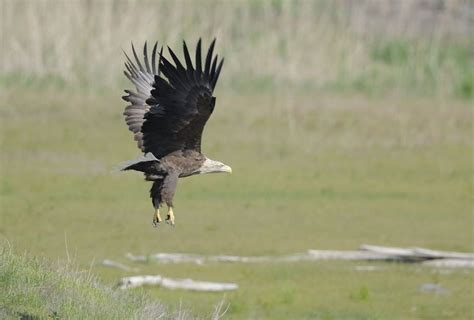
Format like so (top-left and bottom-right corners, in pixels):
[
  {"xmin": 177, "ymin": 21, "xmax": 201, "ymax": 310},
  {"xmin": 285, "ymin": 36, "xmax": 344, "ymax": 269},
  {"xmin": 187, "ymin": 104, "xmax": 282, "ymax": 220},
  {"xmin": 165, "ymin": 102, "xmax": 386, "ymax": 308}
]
[
  {"xmin": 152, "ymin": 207, "xmax": 162, "ymax": 227},
  {"xmin": 166, "ymin": 206, "xmax": 175, "ymax": 226},
  {"xmin": 151, "ymin": 196, "xmax": 162, "ymax": 227},
  {"xmin": 161, "ymin": 172, "xmax": 178, "ymax": 226}
]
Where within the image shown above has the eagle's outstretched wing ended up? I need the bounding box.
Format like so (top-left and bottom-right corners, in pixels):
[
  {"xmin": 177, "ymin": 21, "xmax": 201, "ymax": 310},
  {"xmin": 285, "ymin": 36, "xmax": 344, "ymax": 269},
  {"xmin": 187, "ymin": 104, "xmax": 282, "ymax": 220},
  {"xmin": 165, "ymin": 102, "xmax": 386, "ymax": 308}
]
[
  {"xmin": 142, "ymin": 39, "xmax": 224, "ymax": 158},
  {"xmin": 122, "ymin": 42, "xmax": 162, "ymax": 151}
]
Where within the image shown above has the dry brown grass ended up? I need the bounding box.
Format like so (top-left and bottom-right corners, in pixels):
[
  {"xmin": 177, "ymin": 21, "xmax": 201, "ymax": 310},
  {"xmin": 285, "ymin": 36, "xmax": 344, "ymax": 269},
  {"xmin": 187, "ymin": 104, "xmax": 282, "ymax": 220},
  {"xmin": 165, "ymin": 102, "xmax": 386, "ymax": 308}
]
[{"xmin": 2, "ymin": 0, "xmax": 472, "ymax": 96}]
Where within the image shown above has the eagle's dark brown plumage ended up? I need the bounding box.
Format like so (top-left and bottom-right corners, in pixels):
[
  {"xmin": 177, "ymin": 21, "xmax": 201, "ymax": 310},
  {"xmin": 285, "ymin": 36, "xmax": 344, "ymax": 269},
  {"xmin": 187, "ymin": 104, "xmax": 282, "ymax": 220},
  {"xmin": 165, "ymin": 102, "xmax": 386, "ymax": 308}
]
[{"xmin": 120, "ymin": 39, "xmax": 231, "ymax": 226}]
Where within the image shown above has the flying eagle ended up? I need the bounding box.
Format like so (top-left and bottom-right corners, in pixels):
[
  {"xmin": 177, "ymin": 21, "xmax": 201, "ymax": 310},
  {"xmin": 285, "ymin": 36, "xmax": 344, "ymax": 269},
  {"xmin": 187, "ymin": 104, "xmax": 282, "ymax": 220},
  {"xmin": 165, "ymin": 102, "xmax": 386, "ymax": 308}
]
[{"xmin": 119, "ymin": 39, "xmax": 231, "ymax": 226}]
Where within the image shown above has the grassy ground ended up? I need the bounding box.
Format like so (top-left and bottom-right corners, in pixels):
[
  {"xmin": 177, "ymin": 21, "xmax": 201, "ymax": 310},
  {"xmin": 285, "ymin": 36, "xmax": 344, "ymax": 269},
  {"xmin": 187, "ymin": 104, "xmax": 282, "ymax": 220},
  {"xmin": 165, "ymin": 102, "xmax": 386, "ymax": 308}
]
[
  {"xmin": 0, "ymin": 246, "xmax": 167, "ymax": 319},
  {"xmin": 1, "ymin": 1, "xmax": 473, "ymax": 318},
  {"xmin": 1, "ymin": 85, "xmax": 472, "ymax": 319}
]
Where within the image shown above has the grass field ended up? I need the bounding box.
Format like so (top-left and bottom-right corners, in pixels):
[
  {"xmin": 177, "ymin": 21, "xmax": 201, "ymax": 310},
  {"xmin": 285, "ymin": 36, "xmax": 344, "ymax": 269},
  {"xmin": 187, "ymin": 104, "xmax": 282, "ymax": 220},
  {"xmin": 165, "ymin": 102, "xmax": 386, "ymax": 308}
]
[
  {"xmin": 1, "ymin": 0, "xmax": 473, "ymax": 319},
  {"xmin": 0, "ymin": 247, "xmax": 168, "ymax": 319},
  {"xmin": 2, "ymin": 0, "xmax": 473, "ymax": 98},
  {"xmin": 1, "ymin": 86, "xmax": 472, "ymax": 318}
]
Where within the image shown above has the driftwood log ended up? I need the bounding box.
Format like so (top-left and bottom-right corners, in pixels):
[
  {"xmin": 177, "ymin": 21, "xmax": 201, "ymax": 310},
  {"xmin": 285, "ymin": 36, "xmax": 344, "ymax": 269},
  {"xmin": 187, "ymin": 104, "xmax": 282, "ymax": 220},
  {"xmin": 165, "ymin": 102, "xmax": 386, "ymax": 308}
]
[
  {"xmin": 125, "ymin": 245, "xmax": 474, "ymax": 269},
  {"xmin": 125, "ymin": 251, "xmax": 391, "ymax": 264},
  {"xmin": 422, "ymin": 259, "xmax": 474, "ymax": 268},
  {"xmin": 102, "ymin": 259, "xmax": 138, "ymax": 272},
  {"xmin": 115, "ymin": 245, "xmax": 473, "ymax": 292},
  {"xmin": 118, "ymin": 275, "xmax": 238, "ymax": 291},
  {"xmin": 360, "ymin": 245, "xmax": 474, "ymax": 260}
]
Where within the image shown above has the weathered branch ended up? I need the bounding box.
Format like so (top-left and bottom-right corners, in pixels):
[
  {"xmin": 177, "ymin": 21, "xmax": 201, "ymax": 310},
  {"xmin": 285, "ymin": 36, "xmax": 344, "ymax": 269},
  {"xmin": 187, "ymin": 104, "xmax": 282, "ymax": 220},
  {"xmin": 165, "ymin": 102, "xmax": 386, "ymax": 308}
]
[
  {"xmin": 422, "ymin": 259, "xmax": 474, "ymax": 268},
  {"xmin": 124, "ymin": 245, "xmax": 474, "ymax": 269},
  {"xmin": 102, "ymin": 259, "xmax": 138, "ymax": 272},
  {"xmin": 118, "ymin": 275, "xmax": 238, "ymax": 291},
  {"xmin": 360, "ymin": 244, "xmax": 474, "ymax": 260},
  {"xmin": 306, "ymin": 250, "xmax": 395, "ymax": 261}
]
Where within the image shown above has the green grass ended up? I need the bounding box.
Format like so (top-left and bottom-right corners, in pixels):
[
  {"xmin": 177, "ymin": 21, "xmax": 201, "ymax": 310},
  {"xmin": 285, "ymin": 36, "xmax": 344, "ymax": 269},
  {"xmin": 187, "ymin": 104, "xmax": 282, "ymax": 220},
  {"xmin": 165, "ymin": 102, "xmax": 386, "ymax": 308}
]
[
  {"xmin": 1, "ymin": 85, "xmax": 472, "ymax": 319},
  {"xmin": 0, "ymin": 247, "xmax": 166, "ymax": 319},
  {"xmin": 2, "ymin": 2, "xmax": 472, "ymax": 318}
]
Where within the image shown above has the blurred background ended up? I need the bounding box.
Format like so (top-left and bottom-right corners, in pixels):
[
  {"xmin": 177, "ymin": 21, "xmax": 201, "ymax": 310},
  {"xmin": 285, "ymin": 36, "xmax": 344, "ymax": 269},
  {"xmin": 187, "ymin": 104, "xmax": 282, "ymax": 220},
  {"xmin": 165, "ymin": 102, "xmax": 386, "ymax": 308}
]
[{"xmin": 1, "ymin": 0, "xmax": 473, "ymax": 319}]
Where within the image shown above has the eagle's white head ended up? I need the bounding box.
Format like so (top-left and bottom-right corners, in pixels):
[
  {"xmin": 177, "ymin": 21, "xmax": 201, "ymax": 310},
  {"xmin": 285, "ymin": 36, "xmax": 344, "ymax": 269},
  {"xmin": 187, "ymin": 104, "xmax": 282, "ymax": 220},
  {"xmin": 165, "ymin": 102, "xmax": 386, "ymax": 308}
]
[{"xmin": 198, "ymin": 158, "xmax": 232, "ymax": 174}]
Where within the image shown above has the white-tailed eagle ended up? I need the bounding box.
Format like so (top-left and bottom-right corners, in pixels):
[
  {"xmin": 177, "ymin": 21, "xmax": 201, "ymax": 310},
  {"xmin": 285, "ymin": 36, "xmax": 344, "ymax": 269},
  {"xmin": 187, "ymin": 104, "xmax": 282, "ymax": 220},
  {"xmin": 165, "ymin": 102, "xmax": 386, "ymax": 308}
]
[{"xmin": 119, "ymin": 39, "xmax": 231, "ymax": 226}]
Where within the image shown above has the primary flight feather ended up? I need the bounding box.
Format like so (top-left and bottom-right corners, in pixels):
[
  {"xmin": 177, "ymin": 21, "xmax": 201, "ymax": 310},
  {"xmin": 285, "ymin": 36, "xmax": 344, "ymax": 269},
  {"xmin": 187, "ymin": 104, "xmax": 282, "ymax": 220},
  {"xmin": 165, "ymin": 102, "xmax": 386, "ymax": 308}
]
[{"xmin": 120, "ymin": 39, "xmax": 231, "ymax": 226}]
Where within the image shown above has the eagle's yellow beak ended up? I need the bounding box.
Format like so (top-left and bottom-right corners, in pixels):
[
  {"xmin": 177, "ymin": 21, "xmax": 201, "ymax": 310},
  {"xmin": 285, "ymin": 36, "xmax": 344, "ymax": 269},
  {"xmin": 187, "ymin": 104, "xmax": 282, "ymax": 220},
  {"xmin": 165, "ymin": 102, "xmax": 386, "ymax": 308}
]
[{"xmin": 221, "ymin": 165, "xmax": 232, "ymax": 174}]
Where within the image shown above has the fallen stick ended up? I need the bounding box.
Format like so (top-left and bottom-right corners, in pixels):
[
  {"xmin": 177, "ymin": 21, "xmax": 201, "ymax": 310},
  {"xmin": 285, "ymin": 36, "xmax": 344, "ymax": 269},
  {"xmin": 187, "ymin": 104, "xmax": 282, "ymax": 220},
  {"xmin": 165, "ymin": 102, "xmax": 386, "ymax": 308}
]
[
  {"xmin": 124, "ymin": 246, "xmax": 474, "ymax": 268},
  {"xmin": 360, "ymin": 245, "xmax": 418, "ymax": 258},
  {"xmin": 161, "ymin": 278, "xmax": 238, "ymax": 292},
  {"xmin": 102, "ymin": 259, "xmax": 138, "ymax": 272},
  {"xmin": 360, "ymin": 244, "xmax": 474, "ymax": 261},
  {"xmin": 118, "ymin": 275, "xmax": 238, "ymax": 291},
  {"xmin": 125, "ymin": 252, "xmax": 273, "ymax": 264},
  {"xmin": 125, "ymin": 251, "xmax": 396, "ymax": 264},
  {"xmin": 422, "ymin": 259, "xmax": 474, "ymax": 269},
  {"xmin": 125, "ymin": 253, "xmax": 148, "ymax": 263},
  {"xmin": 306, "ymin": 250, "xmax": 395, "ymax": 261},
  {"xmin": 411, "ymin": 247, "xmax": 474, "ymax": 260},
  {"xmin": 119, "ymin": 275, "xmax": 163, "ymax": 289}
]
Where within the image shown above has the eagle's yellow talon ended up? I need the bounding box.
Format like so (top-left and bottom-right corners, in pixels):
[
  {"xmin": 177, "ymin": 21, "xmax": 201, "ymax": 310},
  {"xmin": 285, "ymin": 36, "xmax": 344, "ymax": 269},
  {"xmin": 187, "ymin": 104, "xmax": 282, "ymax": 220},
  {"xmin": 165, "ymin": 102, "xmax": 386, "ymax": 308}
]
[
  {"xmin": 152, "ymin": 208, "xmax": 162, "ymax": 227},
  {"xmin": 166, "ymin": 207, "xmax": 175, "ymax": 226}
]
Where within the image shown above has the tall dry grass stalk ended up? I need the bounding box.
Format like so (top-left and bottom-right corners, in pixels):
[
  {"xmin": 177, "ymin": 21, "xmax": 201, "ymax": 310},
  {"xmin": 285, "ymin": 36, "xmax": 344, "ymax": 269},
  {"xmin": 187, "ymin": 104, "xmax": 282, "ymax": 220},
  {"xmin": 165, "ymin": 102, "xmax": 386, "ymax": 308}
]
[{"xmin": 1, "ymin": 0, "xmax": 472, "ymax": 96}]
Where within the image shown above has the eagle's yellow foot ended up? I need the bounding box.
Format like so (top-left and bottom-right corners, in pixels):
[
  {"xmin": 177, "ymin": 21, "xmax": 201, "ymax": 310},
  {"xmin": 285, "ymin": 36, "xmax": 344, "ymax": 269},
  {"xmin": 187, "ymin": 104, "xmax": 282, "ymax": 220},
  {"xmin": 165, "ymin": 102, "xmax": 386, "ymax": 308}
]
[
  {"xmin": 166, "ymin": 207, "xmax": 175, "ymax": 226},
  {"xmin": 152, "ymin": 208, "xmax": 162, "ymax": 227}
]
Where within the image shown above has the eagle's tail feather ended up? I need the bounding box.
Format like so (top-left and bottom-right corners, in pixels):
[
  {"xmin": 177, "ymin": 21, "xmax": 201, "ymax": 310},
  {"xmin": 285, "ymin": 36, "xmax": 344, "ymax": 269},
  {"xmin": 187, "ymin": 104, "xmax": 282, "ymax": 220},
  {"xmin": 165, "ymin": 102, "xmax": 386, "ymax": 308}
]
[{"xmin": 114, "ymin": 152, "xmax": 159, "ymax": 172}]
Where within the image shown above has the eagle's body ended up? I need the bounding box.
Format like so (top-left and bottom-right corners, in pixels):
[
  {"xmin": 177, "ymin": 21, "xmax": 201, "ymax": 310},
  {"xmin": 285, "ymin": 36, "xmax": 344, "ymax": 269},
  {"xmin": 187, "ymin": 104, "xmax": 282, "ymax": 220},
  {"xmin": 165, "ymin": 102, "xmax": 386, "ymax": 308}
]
[{"xmin": 119, "ymin": 39, "xmax": 231, "ymax": 226}]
